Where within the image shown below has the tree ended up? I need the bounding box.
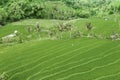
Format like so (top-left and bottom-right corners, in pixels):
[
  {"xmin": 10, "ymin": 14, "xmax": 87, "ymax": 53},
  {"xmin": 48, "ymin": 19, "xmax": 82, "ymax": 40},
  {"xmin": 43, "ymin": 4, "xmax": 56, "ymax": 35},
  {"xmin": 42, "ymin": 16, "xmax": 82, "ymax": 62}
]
[
  {"xmin": 0, "ymin": 0, "xmax": 9, "ymax": 5},
  {"xmin": 57, "ymin": 23, "xmax": 64, "ymax": 39},
  {"xmin": 0, "ymin": 8, "xmax": 8, "ymax": 26},
  {"xmin": 27, "ymin": 27, "xmax": 33, "ymax": 33},
  {"xmin": 86, "ymin": 22, "xmax": 92, "ymax": 31},
  {"xmin": 64, "ymin": 23, "xmax": 74, "ymax": 38},
  {"xmin": 86, "ymin": 22, "xmax": 93, "ymax": 37},
  {"xmin": 35, "ymin": 22, "xmax": 41, "ymax": 32},
  {"xmin": 48, "ymin": 26, "xmax": 57, "ymax": 38}
]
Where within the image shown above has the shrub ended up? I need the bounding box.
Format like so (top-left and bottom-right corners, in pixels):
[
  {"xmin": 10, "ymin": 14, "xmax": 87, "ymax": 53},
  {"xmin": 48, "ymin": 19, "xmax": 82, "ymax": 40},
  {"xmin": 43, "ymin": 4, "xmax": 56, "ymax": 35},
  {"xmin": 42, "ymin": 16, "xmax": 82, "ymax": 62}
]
[
  {"xmin": 78, "ymin": 11, "xmax": 90, "ymax": 18},
  {"xmin": 6, "ymin": 1, "xmax": 27, "ymax": 21},
  {"xmin": 86, "ymin": 22, "xmax": 93, "ymax": 31},
  {"xmin": 0, "ymin": 72, "xmax": 9, "ymax": 80},
  {"xmin": 72, "ymin": 30, "xmax": 82, "ymax": 38},
  {"xmin": 0, "ymin": 0, "xmax": 9, "ymax": 5},
  {"xmin": 0, "ymin": 8, "xmax": 8, "ymax": 26}
]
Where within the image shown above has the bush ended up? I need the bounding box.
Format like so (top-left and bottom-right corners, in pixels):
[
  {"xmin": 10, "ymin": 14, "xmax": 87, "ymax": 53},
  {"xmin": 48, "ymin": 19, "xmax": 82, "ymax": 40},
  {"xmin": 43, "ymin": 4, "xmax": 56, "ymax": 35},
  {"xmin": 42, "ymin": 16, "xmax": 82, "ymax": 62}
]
[
  {"xmin": 109, "ymin": 10, "xmax": 114, "ymax": 15},
  {"xmin": 0, "ymin": 0, "xmax": 78, "ymax": 25},
  {"xmin": 6, "ymin": 1, "xmax": 28, "ymax": 21},
  {"xmin": 78, "ymin": 11, "xmax": 90, "ymax": 18},
  {"xmin": 0, "ymin": 0, "xmax": 9, "ymax": 5},
  {"xmin": 0, "ymin": 8, "xmax": 8, "ymax": 25},
  {"xmin": 72, "ymin": 30, "xmax": 82, "ymax": 38},
  {"xmin": 0, "ymin": 72, "xmax": 9, "ymax": 80}
]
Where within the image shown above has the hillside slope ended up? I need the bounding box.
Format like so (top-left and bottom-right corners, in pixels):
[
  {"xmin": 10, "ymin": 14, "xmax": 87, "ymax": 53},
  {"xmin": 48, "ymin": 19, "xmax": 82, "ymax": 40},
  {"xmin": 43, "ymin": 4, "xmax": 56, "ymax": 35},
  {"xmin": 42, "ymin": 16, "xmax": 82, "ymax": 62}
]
[
  {"xmin": 0, "ymin": 18, "xmax": 120, "ymax": 41},
  {"xmin": 0, "ymin": 38, "xmax": 120, "ymax": 80}
]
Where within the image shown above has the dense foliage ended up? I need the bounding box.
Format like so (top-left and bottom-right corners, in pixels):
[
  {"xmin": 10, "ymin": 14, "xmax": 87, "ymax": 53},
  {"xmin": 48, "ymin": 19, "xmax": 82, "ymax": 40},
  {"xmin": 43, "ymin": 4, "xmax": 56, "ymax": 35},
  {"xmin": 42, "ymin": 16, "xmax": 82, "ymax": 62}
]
[{"xmin": 0, "ymin": 0, "xmax": 120, "ymax": 26}]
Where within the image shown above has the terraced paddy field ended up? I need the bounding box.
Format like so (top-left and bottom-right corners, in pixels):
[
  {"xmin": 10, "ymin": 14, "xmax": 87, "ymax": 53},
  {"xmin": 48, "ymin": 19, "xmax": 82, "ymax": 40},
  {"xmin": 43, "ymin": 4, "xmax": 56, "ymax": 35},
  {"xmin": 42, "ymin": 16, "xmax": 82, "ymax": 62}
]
[{"xmin": 0, "ymin": 38, "xmax": 120, "ymax": 80}]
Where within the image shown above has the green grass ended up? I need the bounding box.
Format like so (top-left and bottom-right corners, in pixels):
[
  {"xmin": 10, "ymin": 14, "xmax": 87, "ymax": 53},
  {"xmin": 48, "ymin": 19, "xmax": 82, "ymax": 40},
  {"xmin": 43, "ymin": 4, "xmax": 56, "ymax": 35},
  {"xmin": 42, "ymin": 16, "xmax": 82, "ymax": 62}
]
[
  {"xmin": 0, "ymin": 38, "xmax": 120, "ymax": 80},
  {"xmin": 1, "ymin": 17, "xmax": 120, "ymax": 41},
  {"xmin": 0, "ymin": 19, "xmax": 65, "ymax": 40},
  {"xmin": 74, "ymin": 18, "xmax": 120, "ymax": 36},
  {"xmin": 0, "ymin": 18, "xmax": 120, "ymax": 80}
]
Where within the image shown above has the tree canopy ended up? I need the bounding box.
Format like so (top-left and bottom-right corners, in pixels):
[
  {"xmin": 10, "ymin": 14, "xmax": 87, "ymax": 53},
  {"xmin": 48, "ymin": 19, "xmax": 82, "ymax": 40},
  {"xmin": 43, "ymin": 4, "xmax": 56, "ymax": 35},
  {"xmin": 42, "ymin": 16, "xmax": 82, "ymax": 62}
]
[{"xmin": 0, "ymin": 0, "xmax": 120, "ymax": 25}]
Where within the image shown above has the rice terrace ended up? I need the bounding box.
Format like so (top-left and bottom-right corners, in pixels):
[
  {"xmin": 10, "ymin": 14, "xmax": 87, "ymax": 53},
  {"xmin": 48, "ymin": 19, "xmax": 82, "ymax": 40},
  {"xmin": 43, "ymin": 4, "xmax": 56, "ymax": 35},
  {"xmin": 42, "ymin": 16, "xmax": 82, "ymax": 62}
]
[{"xmin": 0, "ymin": 0, "xmax": 120, "ymax": 80}]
